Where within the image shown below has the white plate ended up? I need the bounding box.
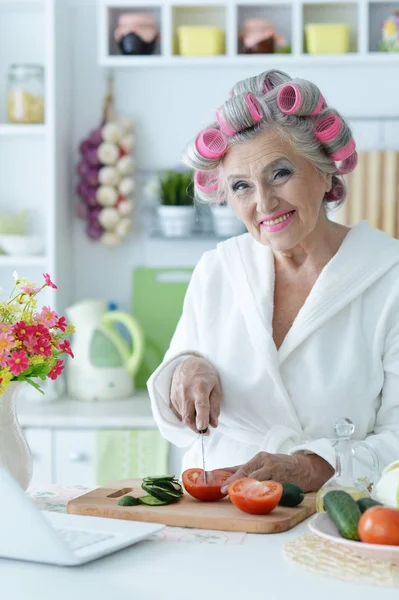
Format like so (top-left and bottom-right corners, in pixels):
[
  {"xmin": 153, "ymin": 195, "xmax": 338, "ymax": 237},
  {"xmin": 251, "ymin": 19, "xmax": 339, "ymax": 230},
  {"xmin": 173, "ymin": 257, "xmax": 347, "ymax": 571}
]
[{"xmin": 308, "ymin": 513, "xmax": 399, "ymax": 565}]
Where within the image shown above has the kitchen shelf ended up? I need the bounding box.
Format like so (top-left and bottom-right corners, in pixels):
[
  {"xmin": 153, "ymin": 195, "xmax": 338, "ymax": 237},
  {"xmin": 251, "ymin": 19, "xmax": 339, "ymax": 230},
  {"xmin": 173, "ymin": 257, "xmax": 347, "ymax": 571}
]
[
  {"xmin": 0, "ymin": 124, "xmax": 47, "ymax": 136},
  {"xmin": 99, "ymin": 51, "xmax": 399, "ymax": 67},
  {"xmin": 0, "ymin": 255, "xmax": 47, "ymax": 266},
  {"xmin": 98, "ymin": 0, "xmax": 399, "ymax": 67}
]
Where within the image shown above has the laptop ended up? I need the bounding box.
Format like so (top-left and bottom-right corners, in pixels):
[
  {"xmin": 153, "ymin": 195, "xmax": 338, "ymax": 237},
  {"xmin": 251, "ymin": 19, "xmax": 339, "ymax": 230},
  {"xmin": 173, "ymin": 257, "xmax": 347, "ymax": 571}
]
[{"xmin": 0, "ymin": 468, "xmax": 164, "ymax": 566}]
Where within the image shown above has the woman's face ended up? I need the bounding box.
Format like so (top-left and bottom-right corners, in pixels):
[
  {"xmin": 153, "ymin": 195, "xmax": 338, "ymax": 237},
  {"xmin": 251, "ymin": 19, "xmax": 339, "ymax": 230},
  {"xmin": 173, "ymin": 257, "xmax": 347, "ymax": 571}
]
[{"xmin": 221, "ymin": 130, "xmax": 332, "ymax": 252}]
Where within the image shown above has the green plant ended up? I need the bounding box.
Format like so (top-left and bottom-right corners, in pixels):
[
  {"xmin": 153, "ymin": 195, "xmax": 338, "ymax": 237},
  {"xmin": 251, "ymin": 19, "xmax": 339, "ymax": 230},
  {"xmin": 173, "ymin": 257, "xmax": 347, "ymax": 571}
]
[
  {"xmin": 159, "ymin": 170, "xmax": 193, "ymax": 206},
  {"xmin": 0, "ymin": 210, "xmax": 28, "ymax": 234}
]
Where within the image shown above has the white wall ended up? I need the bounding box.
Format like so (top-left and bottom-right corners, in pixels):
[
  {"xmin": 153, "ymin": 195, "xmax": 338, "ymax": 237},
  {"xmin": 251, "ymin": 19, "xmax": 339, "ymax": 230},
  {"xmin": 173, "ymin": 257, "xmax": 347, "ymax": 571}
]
[{"xmin": 69, "ymin": 0, "xmax": 399, "ymax": 311}]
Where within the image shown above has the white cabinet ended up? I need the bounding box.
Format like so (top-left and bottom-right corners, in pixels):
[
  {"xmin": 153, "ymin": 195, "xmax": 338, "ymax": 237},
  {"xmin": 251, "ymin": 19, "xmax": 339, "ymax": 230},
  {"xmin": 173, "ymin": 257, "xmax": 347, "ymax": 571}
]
[
  {"xmin": 54, "ymin": 430, "xmax": 96, "ymax": 486},
  {"xmin": 24, "ymin": 428, "xmax": 52, "ymax": 485}
]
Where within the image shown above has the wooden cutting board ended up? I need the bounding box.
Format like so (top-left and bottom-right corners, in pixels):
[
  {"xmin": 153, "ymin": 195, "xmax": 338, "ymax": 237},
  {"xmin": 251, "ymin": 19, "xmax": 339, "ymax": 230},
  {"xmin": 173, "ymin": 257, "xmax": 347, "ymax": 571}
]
[{"xmin": 67, "ymin": 479, "xmax": 316, "ymax": 534}]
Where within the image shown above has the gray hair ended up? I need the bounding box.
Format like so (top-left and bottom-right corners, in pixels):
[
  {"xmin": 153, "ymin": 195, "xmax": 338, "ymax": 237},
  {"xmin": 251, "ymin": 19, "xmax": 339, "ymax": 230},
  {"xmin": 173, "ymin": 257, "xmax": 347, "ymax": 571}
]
[{"xmin": 182, "ymin": 69, "xmax": 356, "ymax": 210}]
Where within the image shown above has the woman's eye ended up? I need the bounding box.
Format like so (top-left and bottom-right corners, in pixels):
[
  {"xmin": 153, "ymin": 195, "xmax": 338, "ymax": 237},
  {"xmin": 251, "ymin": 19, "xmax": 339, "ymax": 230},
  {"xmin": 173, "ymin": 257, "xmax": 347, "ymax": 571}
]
[
  {"xmin": 232, "ymin": 181, "xmax": 249, "ymax": 192},
  {"xmin": 273, "ymin": 168, "xmax": 291, "ymax": 180}
]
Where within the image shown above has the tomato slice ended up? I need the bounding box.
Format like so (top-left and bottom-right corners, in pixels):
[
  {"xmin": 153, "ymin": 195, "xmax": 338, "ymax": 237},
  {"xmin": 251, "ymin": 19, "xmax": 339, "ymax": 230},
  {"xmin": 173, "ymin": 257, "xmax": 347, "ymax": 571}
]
[
  {"xmin": 358, "ymin": 506, "xmax": 399, "ymax": 546},
  {"xmin": 227, "ymin": 478, "xmax": 283, "ymax": 515},
  {"xmin": 182, "ymin": 468, "xmax": 232, "ymax": 502}
]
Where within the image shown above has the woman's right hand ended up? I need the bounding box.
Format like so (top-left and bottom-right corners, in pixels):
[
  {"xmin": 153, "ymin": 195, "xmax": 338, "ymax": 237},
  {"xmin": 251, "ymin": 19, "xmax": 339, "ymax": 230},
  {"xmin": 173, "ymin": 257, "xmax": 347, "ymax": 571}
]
[{"xmin": 170, "ymin": 356, "xmax": 222, "ymax": 433}]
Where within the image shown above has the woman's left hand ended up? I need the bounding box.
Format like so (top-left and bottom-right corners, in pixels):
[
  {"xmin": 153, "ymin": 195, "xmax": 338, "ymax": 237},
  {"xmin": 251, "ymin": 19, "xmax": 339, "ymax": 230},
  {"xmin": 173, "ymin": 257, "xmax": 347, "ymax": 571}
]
[{"xmin": 220, "ymin": 451, "xmax": 334, "ymax": 494}]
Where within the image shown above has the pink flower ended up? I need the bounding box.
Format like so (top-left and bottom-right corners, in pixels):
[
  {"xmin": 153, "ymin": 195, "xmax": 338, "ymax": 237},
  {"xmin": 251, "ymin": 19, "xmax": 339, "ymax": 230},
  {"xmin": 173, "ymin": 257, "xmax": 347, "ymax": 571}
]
[
  {"xmin": 7, "ymin": 349, "xmax": 29, "ymax": 376},
  {"xmin": 20, "ymin": 286, "xmax": 40, "ymax": 294},
  {"xmin": 23, "ymin": 335, "xmax": 37, "ymax": 354},
  {"xmin": 43, "ymin": 273, "xmax": 57, "ymax": 289},
  {"xmin": 34, "ymin": 337, "xmax": 52, "ymax": 357},
  {"xmin": 58, "ymin": 339, "xmax": 74, "ymax": 358},
  {"xmin": 0, "ymin": 351, "xmax": 9, "ymax": 367},
  {"xmin": 48, "ymin": 359, "xmax": 64, "ymax": 380},
  {"xmin": 27, "ymin": 323, "xmax": 51, "ymax": 341},
  {"xmin": 12, "ymin": 321, "xmax": 29, "ymax": 342},
  {"xmin": 37, "ymin": 306, "xmax": 58, "ymax": 328},
  {"xmin": 0, "ymin": 331, "xmax": 14, "ymax": 353},
  {"xmin": 56, "ymin": 316, "xmax": 67, "ymax": 332},
  {"xmin": 0, "ymin": 323, "xmax": 12, "ymax": 334}
]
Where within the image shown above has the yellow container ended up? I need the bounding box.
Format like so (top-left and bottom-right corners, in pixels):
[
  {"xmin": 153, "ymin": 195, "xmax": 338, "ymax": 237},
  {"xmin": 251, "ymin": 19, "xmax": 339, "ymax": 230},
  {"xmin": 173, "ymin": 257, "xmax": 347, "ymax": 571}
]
[
  {"xmin": 305, "ymin": 23, "xmax": 350, "ymax": 54},
  {"xmin": 177, "ymin": 26, "xmax": 225, "ymax": 56}
]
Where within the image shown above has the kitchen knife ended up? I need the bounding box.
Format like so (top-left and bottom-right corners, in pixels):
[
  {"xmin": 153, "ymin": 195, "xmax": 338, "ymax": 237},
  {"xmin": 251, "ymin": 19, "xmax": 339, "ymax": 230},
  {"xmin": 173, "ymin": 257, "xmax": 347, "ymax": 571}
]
[{"xmin": 199, "ymin": 428, "xmax": 208, "ymax": 483}]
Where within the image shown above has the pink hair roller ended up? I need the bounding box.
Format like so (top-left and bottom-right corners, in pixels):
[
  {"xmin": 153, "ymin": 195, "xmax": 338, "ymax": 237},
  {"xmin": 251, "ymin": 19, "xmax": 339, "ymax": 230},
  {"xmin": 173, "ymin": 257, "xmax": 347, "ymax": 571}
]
[
  {"xmin": 310, "ymin": 93, "xmax": 325, "ymax": 117},
  {"xmin": 194, "ymin": 169, "xmax": 219, "ymax": 192},
  {"xmin": 330, "ymin": 138, "xmax": 356, "ymax": 162},
  {"xmin": 327, "ymin": 184, "xmax": 345, "ymax": 201},
  {"xmin": 216, "ymin": 109, "xmax": 236, "ymax": 137},
  {"xmin": 314, "ymin": 114, "xmax": 342, "ymax": 142},
  {"xmin": 246, "ymin": 94, "xmax": 263, "ymax": 123},
  {"xmin": 336, "ymin": 151, "xmax": 358, "ymax": 175},
  {"xmin": 195, "ymin": 128, "xmax": 227, "ymax": 159},
  {"xmin": 277, "ymin": 84, "xmax": 302, "ymax": 115}
]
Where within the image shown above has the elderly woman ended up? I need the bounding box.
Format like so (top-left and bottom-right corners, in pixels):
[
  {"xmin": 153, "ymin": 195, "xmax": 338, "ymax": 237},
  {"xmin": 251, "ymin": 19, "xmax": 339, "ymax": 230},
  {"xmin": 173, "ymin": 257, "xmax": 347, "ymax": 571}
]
[{"xmin": 147, "ymin": 69, "xmax": 399, "ymax": 493}]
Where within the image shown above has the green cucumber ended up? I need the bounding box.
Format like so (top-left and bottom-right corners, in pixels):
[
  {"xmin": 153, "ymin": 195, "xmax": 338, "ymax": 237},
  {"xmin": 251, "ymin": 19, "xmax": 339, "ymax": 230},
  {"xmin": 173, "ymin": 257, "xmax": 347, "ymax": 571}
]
[
  {"xmin": 143, "ymin": 475, "xmax": 176, "ymax": 483},
  {"xmin": 139, "ymin": 495, "xmax": 169, "ymax": 506},
  {"xmin": 356, "ymin": 497, "xmax": 383, "ymax": 513},
  {"xmin": 118, "ymin": 495, "xmax": 140, "ymax": 507},
  {"xmin": 154, "ymin": 480, "xmax": 183, "ymax": 493},
  {"xmin": 323, "ymin": 490, "xmax": 362, "ymax": 541},
  {"xmin": 141, "ymin": 483, "xmax": 181, "ymax": 503},
  {"xmin": 279, "ymin": 483, "xmax": 305, "ymax": 507}
]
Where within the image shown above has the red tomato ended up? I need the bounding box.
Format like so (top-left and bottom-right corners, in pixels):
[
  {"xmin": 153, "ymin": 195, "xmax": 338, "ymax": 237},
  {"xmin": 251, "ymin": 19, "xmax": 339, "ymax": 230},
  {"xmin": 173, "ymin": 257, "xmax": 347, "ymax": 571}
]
[
  {"xmin": 227, "ymin": 478, "xmax": 283, "ymax": 515},
  {"xmin": 358, "ymin": 506, "xmax": 399, "ymax": 546},
  {"xmin": 182, "ymin": 468, "xmax": 232, "ymax": 502}
]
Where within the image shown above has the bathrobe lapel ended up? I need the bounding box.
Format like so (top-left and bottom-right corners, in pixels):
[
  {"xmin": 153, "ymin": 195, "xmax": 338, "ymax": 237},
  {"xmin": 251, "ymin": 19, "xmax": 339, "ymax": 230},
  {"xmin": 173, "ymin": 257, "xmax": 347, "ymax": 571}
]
[{"xmin": 278, "ymin": 221, "xmax": 399, "ymax": 363}]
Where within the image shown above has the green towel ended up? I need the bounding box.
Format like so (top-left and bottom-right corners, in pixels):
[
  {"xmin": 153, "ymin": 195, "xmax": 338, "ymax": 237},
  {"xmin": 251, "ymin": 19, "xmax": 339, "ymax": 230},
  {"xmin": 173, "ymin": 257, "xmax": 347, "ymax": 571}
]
[{"xmin": 95, "ymin": 430, "xmax": 169, "ymax": 485}]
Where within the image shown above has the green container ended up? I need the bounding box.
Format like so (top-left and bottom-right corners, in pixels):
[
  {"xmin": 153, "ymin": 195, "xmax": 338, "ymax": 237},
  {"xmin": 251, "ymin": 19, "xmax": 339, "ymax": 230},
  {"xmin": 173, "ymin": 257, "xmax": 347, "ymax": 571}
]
[{"xmin": 132, "ymin": 267, "xmax": 193, "ymax": 388}]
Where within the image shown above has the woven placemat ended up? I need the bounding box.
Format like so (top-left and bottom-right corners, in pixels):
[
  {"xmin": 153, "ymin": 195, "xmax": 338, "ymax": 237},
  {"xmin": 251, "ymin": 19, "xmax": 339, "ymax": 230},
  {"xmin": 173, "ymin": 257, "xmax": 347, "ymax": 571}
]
[{"xmin": 284, "ymin": 533, "xmax": 399, "ymax": 588}]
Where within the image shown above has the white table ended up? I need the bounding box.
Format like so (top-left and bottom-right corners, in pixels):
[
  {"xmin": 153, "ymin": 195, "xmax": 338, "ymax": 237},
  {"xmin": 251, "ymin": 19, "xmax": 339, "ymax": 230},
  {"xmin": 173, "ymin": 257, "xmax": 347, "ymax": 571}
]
[{"xmin": 1, "ymin": 518, "xmax": 397, "ymax": 600}]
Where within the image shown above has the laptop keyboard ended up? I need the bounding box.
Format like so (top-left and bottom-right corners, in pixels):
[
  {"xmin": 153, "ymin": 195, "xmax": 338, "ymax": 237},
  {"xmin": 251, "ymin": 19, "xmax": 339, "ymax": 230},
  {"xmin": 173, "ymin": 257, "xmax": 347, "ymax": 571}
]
[{"xmin": 56, "ymin": 528, "xmax": 115, "ymax": 551}]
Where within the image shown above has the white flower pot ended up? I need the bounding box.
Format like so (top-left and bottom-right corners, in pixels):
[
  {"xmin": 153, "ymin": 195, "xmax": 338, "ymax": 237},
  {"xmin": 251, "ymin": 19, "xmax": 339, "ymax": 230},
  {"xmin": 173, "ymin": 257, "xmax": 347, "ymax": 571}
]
[
  {"xmin": 0, "ymin": 382, "xmax": 33, "ymax": 490},
  {"xmin": 157, "ymin": 205, "xmax": 194, "ymax": 238},
  {"xmin": 212, "ymin": 205, "xmax": 246, "ymax": 238}
]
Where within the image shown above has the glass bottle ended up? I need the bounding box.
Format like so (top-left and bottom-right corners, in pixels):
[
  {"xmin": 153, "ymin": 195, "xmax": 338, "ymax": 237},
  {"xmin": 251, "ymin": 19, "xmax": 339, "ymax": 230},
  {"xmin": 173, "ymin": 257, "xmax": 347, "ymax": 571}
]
[
  {"xmin": 316, "ymin": 417, "xmax": 379, "ymax": 513},
  {"xmin": 7, "ymin": 64, "xmax": 45, "ymax": 124}
]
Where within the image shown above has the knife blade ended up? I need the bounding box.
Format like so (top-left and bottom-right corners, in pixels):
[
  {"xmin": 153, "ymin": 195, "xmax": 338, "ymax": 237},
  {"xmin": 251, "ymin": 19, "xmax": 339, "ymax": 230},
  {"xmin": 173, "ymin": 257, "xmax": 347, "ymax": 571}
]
[{"xmin": 199, "ymin": 428, "xmax": 208, "ymax": 483}]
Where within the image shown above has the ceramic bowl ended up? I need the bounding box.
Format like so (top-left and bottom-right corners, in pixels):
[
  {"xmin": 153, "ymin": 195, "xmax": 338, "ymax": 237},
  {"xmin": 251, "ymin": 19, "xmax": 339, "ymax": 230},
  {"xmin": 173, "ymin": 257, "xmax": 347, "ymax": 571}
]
[
  {"xmin": 309, "ymin": 512, "xmax": 399, "ymax": 565},
  {"xmin": 0, "ymin": 234, "xmax": 45, "ymax": 256}
]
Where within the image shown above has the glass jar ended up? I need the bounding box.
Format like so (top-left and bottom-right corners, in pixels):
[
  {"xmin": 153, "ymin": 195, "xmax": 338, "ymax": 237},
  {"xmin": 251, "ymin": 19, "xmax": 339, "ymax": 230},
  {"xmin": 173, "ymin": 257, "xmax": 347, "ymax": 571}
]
[{"xmin": 7, "ymin": 64, "xmax": 45, "ymax": 124}]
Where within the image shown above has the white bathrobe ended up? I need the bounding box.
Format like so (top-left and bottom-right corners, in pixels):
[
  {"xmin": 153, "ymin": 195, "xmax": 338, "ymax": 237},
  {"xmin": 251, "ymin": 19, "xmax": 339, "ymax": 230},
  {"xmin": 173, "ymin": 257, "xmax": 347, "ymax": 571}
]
[{"xmin": 147, "ymin": 221, "xmax": 399, "ymax": 475}]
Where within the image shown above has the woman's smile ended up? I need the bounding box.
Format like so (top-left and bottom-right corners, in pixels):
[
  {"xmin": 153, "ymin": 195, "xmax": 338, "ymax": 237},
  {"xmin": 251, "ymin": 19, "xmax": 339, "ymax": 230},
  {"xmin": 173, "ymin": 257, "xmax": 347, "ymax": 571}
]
[{"xmin": 259, "ymin": 209, "xmax": 296, "ymax": 232}]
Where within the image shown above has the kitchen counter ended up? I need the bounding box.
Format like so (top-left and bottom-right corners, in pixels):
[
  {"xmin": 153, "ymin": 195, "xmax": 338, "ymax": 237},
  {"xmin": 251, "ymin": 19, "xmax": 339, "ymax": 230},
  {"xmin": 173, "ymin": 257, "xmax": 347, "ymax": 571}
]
[
  {"xmin": 17, "ymin": 390, "xmax": 156, "ymax": 429},
  {"xmin": 2, "ymin": 520, "xmax": 397, "ymax": 600},
  {"xmin": 1, "ymin": 484, "xmax": 397, "ymax": 600}
]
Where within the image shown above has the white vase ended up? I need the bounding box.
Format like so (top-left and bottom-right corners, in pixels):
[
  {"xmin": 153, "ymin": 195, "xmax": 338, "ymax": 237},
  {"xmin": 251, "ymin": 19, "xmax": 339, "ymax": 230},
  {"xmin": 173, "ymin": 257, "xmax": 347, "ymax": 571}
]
[
  {"xmin": 0, "ymin": 382, "xmax": 33, "ymax": 490},
  {"xmin": 212, "ymin": 205, "xmax": 246, "ymax": 238},
  {"xmin": 157, "ymin": 205, "xmax": 194, "ymax": 237}
]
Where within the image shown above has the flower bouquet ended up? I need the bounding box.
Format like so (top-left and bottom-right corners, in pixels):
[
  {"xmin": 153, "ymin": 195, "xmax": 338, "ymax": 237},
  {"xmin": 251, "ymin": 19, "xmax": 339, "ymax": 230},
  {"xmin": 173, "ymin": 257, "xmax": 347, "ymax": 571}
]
[{"xmin": 0, "ymin": 272, "xmax": 74, "ymax": 395}]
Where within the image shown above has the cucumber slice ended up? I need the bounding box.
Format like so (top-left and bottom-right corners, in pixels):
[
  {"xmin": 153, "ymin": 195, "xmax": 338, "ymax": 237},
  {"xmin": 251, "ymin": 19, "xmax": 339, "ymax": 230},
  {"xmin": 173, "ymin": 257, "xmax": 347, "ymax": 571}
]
[
  {"xmin": 141, "ymin": 483, "xmax": 181, "ymax": 502},
  {"xmin": 118, "ymin": 495, "xmax": 140, "ymax": 507},
  {"xmin": 155, "ymin": 480, "xmax": 183, "ymax": 494},
  {"xmin": 138, "ymin": 495, "xmax": 169, "ymax": 506},
  {"xmin": 143, "ymin": 475, "xmax": 176, "ymax": 482}
]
